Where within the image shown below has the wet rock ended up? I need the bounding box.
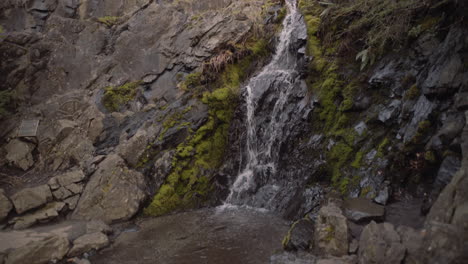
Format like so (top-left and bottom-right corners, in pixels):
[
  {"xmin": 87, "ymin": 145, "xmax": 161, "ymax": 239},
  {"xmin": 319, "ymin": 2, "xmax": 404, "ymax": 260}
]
[
  {"xmin": 358, "ymin": 221, "xmax": 405, "ymax": 264},
  {"xmin": 455, "ymin": 92, "xmax": 468, "ymax": 110},
  {"xmin": 401, "ymin": 95, "xmax": 435, "ymax": 143},
  {"xmin": 69, "ymin": 232, "xmax": 109, "ymax": 257},
  {"xmin": 0, "ymin": 189, "xmax": 13, "ymax": 222},
  {"xmin": 373, "ymin": 185, "xmax": 391, "ymax": 205},
  {"xmin": 11, "ymin": 202, "xmax": 66, "ymax": 230},
  {"xmin": 343, "ymin": 198, "xmax": 385, "ymax": 223},
  {"xmin": 314, "ymin": 203, "xmax": 349, "ymax": 256},
  {"xmin": 283, "ymin": 218, "xmax": 315, "ymax": 251},
  {"xmin": 11, "ymin": 185, "xmax": 53, "ymax": 214},
  {"xmin": 316, "ymin": 255, "xmax": 357, "ymax": 264},
  {"xmin": 354, "ymin": 122, "xmax": 367, "ymax": 136},
  {"xmin": 4, "ymin": 235, "xmax": 69, "ymax": 264},
  {"xmin": 73, "ymin": 154, "xmax": 147, "ymax": 223},
  {"xmin": 5, "ymin": 139, "xmax": 36, "ymax": 171},
  {"xmin": 378, "ymin": 100, "xmax": 401, "ymax": 123},
  {"xmin": 435, "ymin": 155, "xmax": 461, "ymax": 188}
]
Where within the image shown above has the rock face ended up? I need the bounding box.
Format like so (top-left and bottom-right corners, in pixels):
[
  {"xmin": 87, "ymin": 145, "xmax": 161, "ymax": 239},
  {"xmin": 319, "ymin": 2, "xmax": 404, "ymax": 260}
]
[
  {"xmin": 0, "ymin": 189, "xmax": 12, "ymax": 221},
  {"xmin": 4, "ymin": 235, "xmax": 69, "ymax": 264},
  {"xmin": 314, "ymin": 203, "xmax": 349, "ymax": 257},
  {"xmin": 11, "ymin": 185, "xmax": 53, "ymax": 214},
  {"xmin": 73, "ymin": 154, "xmax": 146, "ymax": 223},
  {"xmin": 11, "ymin": 202, "xmax": 66, "ymax": 230},
  {"xmin": 283, "ymin": 218, "xmax": 315, "ymax": 251},
  {"xmin": 4, "ymin": 139, "xmax": 35, "ymax": 171},
  {"xmin": 68, "ymin": 232, "xmax": 109, "ymax": 257},
  {"xmin": 358, "ymin": 221, "xmax": 405, "ymax": 264}
]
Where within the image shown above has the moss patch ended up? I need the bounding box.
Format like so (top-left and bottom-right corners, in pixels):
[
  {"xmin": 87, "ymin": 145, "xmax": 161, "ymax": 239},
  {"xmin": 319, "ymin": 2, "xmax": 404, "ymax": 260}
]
[
  {"xmin": 102, "ymin": 81, "xmax": 142, "ymax": 112},
  {"xmin": 98, "ymin": 16, "xmax": 122, "ymax": 27}
]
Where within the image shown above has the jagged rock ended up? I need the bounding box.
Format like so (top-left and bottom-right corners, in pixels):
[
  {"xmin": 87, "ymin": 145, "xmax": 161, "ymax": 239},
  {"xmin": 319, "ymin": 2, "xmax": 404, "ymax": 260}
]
[
  {"xmin": 314, "ymin": 203, "xmax": 349, "ymax": 257},
  {"xmin": 54, "ymin": 119, "xmax": 78, "ymax": 143},
  {"xmin": 152, "ymin": 150, "xmax": 175, "ymax": 191},
  {"xmin": 354, "ymin": 122, "xmax": 367, "ymax": 136},
  {"xmin": 11, "ymin": 185, "xmax": 53, "ymax": 214},
  {"xmin": 343, "ymin": 198, "xmax": 385, "ymax": 223},
  {"xmin": 53, "ymin": 187, "xmax": 73, "ymax": 200},
  {"xmin": 56, "ymin": 170, "xmax": 86, "ymax": 186},
  {"xmin": 283, "ymin": 218, "xmax": 315, "ymax": 251},
  {"xmin": 316, "ymin": 255, "xmax": 357, "ymax": 264},
  {"xmin": 396, "ymin": 226, "xmax": 423, "ymax": 264},
  {"xmin": 4, "ymin": 235, "xmax": 69, "ymax": 264},
  {"xmin": 358, "ymin": 221, "xmax": 405, "ymax": 264},
  {"xmin": 64, "ymin": 195, "xmax": 80, "ymax": 210},
  {"xmin": 378, "ymin": 100, "xmax": 401, "ymax": 123},
  {"xmin": 373, "ymin": 185, "xmax": 390, "ymax": 205},
  {"xmin": 0, "ymin": 189, "xmax": 12, "ymax": 221},
  {"xmin": 68, "ymin": 232, "xmax": 109, "ymax": 257},
  {"xmin": 73, "ymin": 154, "xmax": 147, "ymax": 223},
  {"xmin": 5, "ymin": 139, "xmax": 36, "ymax": 171},
  {"xmin": 11, "ymin": 202, "xmax": 66, "ymax": 230},
  {"xmin": 434, "ymin": 155, "xmax": 461, "ymax": 188},
  {"xmin": 117, "ymin": 129, "xmax": 151, "ymax": 167}
]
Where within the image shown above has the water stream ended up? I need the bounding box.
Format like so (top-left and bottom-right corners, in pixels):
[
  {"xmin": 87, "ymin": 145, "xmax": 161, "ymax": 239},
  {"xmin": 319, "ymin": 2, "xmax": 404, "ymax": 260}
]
[{"xmin": 224, "ymin": 0, "xmax": 307, "ymax": 208}]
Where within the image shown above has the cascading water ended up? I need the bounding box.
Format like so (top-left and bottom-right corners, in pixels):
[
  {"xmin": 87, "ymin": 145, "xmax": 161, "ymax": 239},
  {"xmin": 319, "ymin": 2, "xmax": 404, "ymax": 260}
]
[{"xmin": 223, "ymin": 0, "xmax": 311, "ymax": 210}]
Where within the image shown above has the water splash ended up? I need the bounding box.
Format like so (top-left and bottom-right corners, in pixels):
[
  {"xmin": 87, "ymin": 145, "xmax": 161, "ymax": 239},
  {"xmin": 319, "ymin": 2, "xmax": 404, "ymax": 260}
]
[{"xmin": 224, "ymin": 0, "xmax": 304, "ymax": 206}]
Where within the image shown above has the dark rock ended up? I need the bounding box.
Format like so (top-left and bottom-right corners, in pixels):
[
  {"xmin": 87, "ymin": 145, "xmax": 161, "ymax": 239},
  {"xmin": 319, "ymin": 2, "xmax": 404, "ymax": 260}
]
[
  {"xmin": 378, "ymin": 100, "xmax": 401, "ymax": 123},
  {"xmin": 68, "ymin": 232, "xmax": 110, "ymax": 257},
  {"xmin": 435, "ymin": 155, "xmax": 461, "ymax": 188},
  {"xmin": 455, "ymin": 92, "xmax": 468, "ymax": 110},
  {"xmin": 343, "ymin": 198, "xmax": 385, "ymax": 223},
  {"xmin": 358, "ymin": 221, "xmax": 405, "ymax": 264},
  {"xmin": 283, "ymin": 218, "xmax": 315, "ymax": 251}
]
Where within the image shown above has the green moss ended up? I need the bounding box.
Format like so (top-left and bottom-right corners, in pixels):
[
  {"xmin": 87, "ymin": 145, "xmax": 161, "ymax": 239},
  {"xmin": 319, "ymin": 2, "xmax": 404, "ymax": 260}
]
[
  {"xmin": 377, "ymin": 138, "xmax": 390, "ymax": 158},
  {"xmin": 102, "ymin": 81, "xmax": 142, "ymax": 112},
  {"xmin": 411, "ymin": 120, "xmax": 431, "ymax": 144},
  {"xmin": 351, "ymin": 151, "xmax": 364, "ymax": 168},
  {"xmin": 424, "ymin": 150, "xmax": 436, "ymax": 163},
  {"xmin": 405, "ymin": 84, "xmax": 420, "ymax": 100},
  {"xmin": 328, "ymin": 143, "xmax": 353, "ymax": 185},
  {"xmin": 360, "ymin": 186, "xmax": 372, "ymax": 197},
  {"xmin": 98, "ymin": 16, "xmax": 121, "ymax": 27},
  {"xmin": 324, "ymin": 225, "xmax": 335, "ymax": 242},
  {"xmin": 179, "ymin": 72, "xmax": 203, "ymax": 92}
]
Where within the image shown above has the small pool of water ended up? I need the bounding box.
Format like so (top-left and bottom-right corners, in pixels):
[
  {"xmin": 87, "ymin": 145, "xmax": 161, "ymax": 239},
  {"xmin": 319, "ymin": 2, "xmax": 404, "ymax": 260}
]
[{"xmin": 90, "ymin": 207, "xmax": 289, "ymax": 264}]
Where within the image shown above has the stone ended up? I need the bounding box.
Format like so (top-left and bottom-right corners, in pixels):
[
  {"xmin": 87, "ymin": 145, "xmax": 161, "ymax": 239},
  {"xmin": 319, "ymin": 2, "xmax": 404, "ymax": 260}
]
[
  {"xmin": 56, "ymin": 170, "xmax": 86, "ymax": 186},
  {"xmin": 373, "ymin": 185, "xmax": 391, "ymax": 205},
  {"xmin": 5, "ymin": 139, "xmax": 36, "ymax": 171},
  {"xmin": 68, "ymin": 232, "xmax": 109, "ymax": 257},
  {"xmin": 11, "ymin": 185, "xmax": 53, "ymax": 214},
  {"xmin": 55, "ymin": 119, "xmax": 78, "ymax": 143},
  {"xmin": 358, "ymin": 221, "xmax": 405, "ymax": 264},
  {"xmin": 0, "ymin": 189, "xmax": 13, "ymax": 222},
  {"xmin": 69, "ymin": 258, "xmax": 92, "ymax": 264},
  {"xmin": 283, "ymin": 218, "xmax": 315, "ymax": 251},
  {"xmin": 4, "ymin": 235, "xmax": 69, "ymax": 264},
  {"xmin": 343, "ymin": 198, "xmax": 385, "ymax": 223},
  {"xmin": 435, "ymin": 155, "xmax": 461, "ymax": 188},
  {"xmin": 86, "ymin": 220, "xmax": 113, "ymax": 235},
  {"xmin": 73, "ymin": 154, "xmax": 147, "ymax": 223},
  {"xmin": 66, "ymin": 183, "xmax": 84, "ymax": 194},
  {"xmin": 396, "ymin": 226, "xmax": 423, "ymax": 264},
  {"xmin": 314, "ymin": 203, "xmax": 349, "ymax": 257},
  {"xmin": 316, "ymin": 255, "xmax": 357, "ymax": 264},
  {"xmin": 64, "ymin": 195, "xmax": 80, "ymax": 210},
  {"xmin": 53, "ymin": 187, "xmax": 73, "ymax": 200},
  {"xmin": 455, "ymin": 92, "xmax": 468, "ymax": 110},
  {"xmin": 354, "ymin": 122, "xmax": 367, "ymax": 136},
  {"xmin": 349, "ymin": 239, "xmax": 358, "ymax": 254},
  {"xmin": 378, "ymin": 100, "xmax": 401, "ymax": 123},
  {"xmin": 12, "ymin": 202, "xmax": 65, "ymax": 230}
]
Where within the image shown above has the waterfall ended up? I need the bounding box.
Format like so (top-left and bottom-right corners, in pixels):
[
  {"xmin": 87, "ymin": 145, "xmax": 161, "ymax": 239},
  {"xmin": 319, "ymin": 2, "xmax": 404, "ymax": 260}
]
[{"xmin": 223, "ymin": 0, "xmax": 307, "ymax": 208}]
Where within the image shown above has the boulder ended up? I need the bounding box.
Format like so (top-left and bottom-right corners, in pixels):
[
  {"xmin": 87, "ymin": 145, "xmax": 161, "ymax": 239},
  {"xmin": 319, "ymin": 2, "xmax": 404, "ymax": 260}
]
[
  {"xmin": 11, "ymin": 202, "xmax": 66, "ymax": 230},
  {"xmin": 11, "ymin": 185, "xmax": 53, "ymax": 214},
  {"xmin": 68, "ymin": 232, "xmax": 109, "ymax": 257},
  {"xmin": 72, "ymin": 154, "xmax": 147, "ymax": 223},
  {"xmin": 317, "ymin": 255, "xmax": 357, "ymax": 264},
  {"xmin": 343, "ymin": 198, "xmax": 385, "ymax": 223},
  {"xmin": 396, "ymin": 226, "xmax": 423, "ymax": 264},
  {"xmin": 358, "ymin": 221, "xmax": 405, "ymax": 264},
  {"xmin": 64, "ymin": 195, "xmax": 80, "ymax": 210},
  {"xmin": 4, "ymin": 235, "xmax": 69, "ymax": 264},
  {"xmin": 0, "ymin": 189, "xmax": 13, "ymax": 221},
  {"xmin": 283, "ymin": 218, "xmax": 315, "ymax": 251},
  {"xmin": 5, "ymin": 139, "xmax": 36, "ymax": 171},
  {"xmin": 314, "ymin": 203, "xmax": 349, "ymax": 256}
]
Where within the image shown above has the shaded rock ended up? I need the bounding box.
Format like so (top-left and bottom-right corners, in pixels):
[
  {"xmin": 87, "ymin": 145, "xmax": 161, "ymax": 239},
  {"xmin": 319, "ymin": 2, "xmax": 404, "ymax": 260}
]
[
  {"xmin": 270, "ymin": 251, "xmax": 317, "ymax": 264},
  {"xmin": 317, "ymin": 255, "xmax": 357, "ymax": 264},
  {"xmin": 11, "ymin": 185, "xmax": 52, "ymax": 214},
  {"xmin": 314, "ymin": 203, "xmax": 349, "ymax": 256},
  {"xmin": 69, "ymin": 258, "xmax": 91, "ymax": 264},
  {"xmin": 68, "ymin": 232, "xmax": 109, "ymax": 257},
  {"xmin": 455, "ymin": 92, "xmax": 468, "ymax": 110},
  {"xmin": 283, "ymin": 218, "xmax": 315, "ymax": 251},
  {"xmin": 11, "ymin": 202, "xmax": 66, "ymax": 230},
  {"xmin": 73, "ymin": 154, "xmax": 147, "ymax": 223},
  {"xmin": 396, "ymin": 226, "xmax": 423, "ymax": 264},
  {"xmin": 152, "ymin": 150, "xmax": 175, "ymax": 190},
  {"xmin": 86, "ymin": 220, "xmax": 113, "ymax": 235},
  {"xmin": 378, "ymin": 100, "xmax": 401, "ymax": 123},
  {"xmin": 5, "ymin": 139, "xmax": 36, "ymax": 171},
  {"xmin": 349, "ymin": 239, "xmax": 358, "ymax": 254},
  {"xmin": 4, "ymin": 235, "xmax": 69, "ymax": 264},
  {"xmin": 343, "ymin": 198, "xmax": 385, "ymax": 223},
  {"xmin": 373, "ymin": 184, "xmax": 391, "ymax": 205},
  {"xmin": 435, "ymin": 155, "xmax": 461, "ymax": 188},
  {"xmin": 0, "ymin": 189, "xmax": 12, "ymax": 222},
  {"xmin": 358, "ymin": 221, "xmax": 405, "ymax": 264},
  {"xmin": 117, "ymin": 129, "xmax": 150, "ymax": 167}
]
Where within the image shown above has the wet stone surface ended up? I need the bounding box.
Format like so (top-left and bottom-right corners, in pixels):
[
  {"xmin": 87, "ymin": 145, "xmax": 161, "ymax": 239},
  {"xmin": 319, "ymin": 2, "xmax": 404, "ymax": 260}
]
[{"xmin": 90, "ymin": 207, "xmax": 289, "ymax": 264}]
